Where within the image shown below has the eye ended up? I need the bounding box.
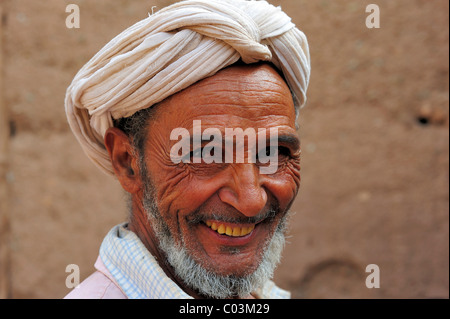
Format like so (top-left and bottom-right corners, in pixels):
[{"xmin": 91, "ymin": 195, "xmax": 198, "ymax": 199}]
[
  {"xmin": 277, "ymin": 146, "xmax": 291, "ymax": 158},
  {"xmin": 203, "ymin": 144, "xmax": 221, "ymax": 158},
  {"xmin": 181, "ymin": 147, "xmax": 203, "ymax": 163},
  {"xmin": 257, "ymin": 146, "xmax": 291, "ymax": 163},
  {"xmin": 191, "ymin": 148, "xmax": 203, "ymax": 161}
]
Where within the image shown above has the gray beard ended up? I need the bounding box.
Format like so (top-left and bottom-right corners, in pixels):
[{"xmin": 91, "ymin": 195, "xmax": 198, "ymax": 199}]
[{"xmin": 140, "ymin": 173, "xmax": 288, "ymax": 299}]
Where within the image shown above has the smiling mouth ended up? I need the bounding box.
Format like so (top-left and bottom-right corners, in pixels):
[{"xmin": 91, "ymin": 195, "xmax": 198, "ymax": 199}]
[{"xmin": 205, "ymin": 220, "xmax": 256, "ymax": 237}]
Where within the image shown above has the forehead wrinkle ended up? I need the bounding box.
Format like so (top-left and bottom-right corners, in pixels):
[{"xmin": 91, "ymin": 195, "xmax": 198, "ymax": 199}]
[
  {"xmin": 148, "ymin": 64, "xmax": 296, "ymax": 132},
  {"xmin": 195, "ymin": 76, "xmax": 288, "ymax": 92},
  {"xmin": 193, "ymin": 92, "xmax": 292, "ymax": 109},
  {"xmin": 181, "ymin": 104, "xmax": 295, "ymax": 120},
  {"xmin": 192, "ymin": 80, "xmax": 291, "ymax": 105},
  {"xmin": 175, "ymin": 88, "xmax": 294, "ymax": 119},
  {"xmin": 184, "ymin": 64, "xmax": 292, "ymax": 100},
  {"xmin": 178, "ymin": 113, "xmax": 294, "ymax": 131}
]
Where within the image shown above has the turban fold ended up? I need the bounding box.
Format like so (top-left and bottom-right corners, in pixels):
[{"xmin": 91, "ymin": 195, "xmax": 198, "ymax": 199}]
[{"xmin": 65, "ymin": 0, "xmax": 311, "ymax": 176}]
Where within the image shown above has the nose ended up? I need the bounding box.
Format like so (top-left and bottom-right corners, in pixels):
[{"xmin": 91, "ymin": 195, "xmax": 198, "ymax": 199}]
[{"xmin": 218, "ymin": 164, "xmax": 268, "ymax": 218}]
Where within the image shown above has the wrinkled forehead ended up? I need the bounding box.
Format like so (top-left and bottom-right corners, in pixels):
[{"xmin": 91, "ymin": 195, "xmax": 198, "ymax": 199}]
[{"xmin": 151, "ymin": 63, "xmax": 297, "ymax": 130}]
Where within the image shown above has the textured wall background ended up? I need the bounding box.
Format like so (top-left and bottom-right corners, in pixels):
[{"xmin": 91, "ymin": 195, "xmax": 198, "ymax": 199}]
[{"xmin": 0, "ymin": 0, "xmax": 448, "ymax": 299}]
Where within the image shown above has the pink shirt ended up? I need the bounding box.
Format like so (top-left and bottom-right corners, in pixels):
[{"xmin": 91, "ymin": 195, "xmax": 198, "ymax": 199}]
[{"xmin": 64, "ymin": 256, "xmax": 127, "ymax": 299}]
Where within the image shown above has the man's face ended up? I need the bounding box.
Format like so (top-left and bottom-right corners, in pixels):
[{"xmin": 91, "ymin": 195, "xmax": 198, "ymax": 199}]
[{"xmin": 140, "ymin": 63, "xmax": 301, "ymax": 283}]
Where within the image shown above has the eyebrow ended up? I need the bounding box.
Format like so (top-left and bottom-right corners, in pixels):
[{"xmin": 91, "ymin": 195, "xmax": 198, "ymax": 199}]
[
  {"xmin": 171, "ymin": 129, "xmax": 301, "ymax": 150},
  {"xmin": 273, "ymin": 133, "xmax": 301, "ymax": 150}
]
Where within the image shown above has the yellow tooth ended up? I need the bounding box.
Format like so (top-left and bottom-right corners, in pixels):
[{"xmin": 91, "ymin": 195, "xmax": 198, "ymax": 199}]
[
  {"xmin": 217, "ymin": 224, "xmax": 226, "ymax": 234},
  {"xmin": 211, "ymin": 223, "xmax": 254, "ymax": 237},
  {"xmin": 241, "ymin": 226, "xmax": 254, "ymax": 236}
]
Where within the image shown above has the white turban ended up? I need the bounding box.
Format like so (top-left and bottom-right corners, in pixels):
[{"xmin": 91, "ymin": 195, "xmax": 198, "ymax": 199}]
[{"xmin": 65, "ymin": 0, "xmax": 311, "ymax": 176}]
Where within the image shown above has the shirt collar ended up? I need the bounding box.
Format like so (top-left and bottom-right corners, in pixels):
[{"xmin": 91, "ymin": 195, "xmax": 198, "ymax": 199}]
[{"xmin": 100, "ymin": 223, "xmax": 192, "ymax": 299}]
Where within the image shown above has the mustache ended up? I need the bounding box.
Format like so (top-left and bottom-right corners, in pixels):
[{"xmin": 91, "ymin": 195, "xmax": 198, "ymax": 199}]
[{"xmin": 187, "ymin": 203, "xmax": 279, "ymax": 226}]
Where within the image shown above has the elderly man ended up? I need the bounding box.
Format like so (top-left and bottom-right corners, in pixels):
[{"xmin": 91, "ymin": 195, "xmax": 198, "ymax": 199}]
[{"xmin": 64, "ymin": 0, "xmax": 310, "ymax": 299}]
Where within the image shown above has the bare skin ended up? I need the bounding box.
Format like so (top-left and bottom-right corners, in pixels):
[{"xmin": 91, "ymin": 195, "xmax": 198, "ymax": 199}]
[{"xmin": 104, "ymin": 63, "xmax": 301, "ymax": 299}]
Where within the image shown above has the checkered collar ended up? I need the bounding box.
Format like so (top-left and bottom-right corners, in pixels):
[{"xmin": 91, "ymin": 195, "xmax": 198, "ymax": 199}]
[{"xmin": 100, "ymin": 223, "xmax": 192, "ymax": 299}]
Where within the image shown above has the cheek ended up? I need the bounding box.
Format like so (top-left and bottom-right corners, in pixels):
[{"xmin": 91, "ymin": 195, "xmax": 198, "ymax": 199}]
[
  {"xmin": 144, "ymin": 131, "xmax": 224, "ymax": 214},
  {"xmin": 147, "ymin": 158, "xmax": 225, "ymax": 221},
  {"xmin": 262, "ymin": 160, "xmax": 301, "ymax": 211}
]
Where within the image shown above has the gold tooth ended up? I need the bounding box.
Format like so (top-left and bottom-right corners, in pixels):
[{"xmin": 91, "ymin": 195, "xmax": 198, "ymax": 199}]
[
  {"xmin": 232, "ymin": 227, "xmax": 241, "ymax": 237},
  {"xmin": 225, "ymin": 226, "xmax": 233, "ymax": 236},
  {"xmin": 206, "ymin": 221, "xmax": 212, "ymax": 227},
  {"xmin": 211, "ymin": 222, "xmax": 218, "ymax": 231}
]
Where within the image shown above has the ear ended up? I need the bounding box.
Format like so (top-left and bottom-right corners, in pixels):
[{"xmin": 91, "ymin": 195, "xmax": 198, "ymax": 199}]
[{"xmin": 104, "ymin": 127, "xmax": 142, "ymax": 194}]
